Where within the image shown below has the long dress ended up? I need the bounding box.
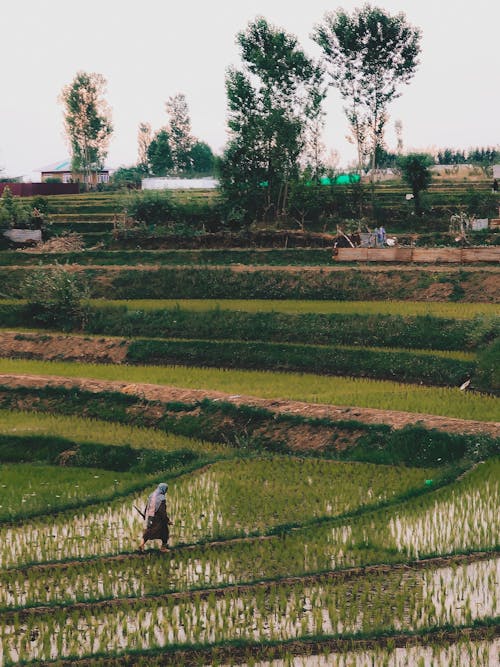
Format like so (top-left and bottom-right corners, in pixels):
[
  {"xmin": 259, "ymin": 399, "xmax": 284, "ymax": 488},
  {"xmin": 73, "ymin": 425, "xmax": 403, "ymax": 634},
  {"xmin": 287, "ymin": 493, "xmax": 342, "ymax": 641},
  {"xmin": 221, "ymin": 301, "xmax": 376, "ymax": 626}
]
[{"xmin": 142, "ymin": 499, "xmax": 169, "ymax": 547}]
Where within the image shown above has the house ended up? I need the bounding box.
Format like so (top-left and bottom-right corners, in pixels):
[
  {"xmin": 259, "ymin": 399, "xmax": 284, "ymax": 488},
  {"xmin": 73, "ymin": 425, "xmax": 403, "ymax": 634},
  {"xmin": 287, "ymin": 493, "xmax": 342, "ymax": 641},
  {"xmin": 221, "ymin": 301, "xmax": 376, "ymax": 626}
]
[{"xmin": 40, "ymin": 159, "xmax": 110, "ymax": 186}]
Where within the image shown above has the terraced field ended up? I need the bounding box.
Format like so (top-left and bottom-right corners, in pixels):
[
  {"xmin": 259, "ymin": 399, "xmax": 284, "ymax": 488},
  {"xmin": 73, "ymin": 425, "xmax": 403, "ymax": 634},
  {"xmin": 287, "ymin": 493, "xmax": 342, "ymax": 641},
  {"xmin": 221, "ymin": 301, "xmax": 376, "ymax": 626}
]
[{"xmin": 0, "ymin": 208, "xmax": 498, "ymax": 665}]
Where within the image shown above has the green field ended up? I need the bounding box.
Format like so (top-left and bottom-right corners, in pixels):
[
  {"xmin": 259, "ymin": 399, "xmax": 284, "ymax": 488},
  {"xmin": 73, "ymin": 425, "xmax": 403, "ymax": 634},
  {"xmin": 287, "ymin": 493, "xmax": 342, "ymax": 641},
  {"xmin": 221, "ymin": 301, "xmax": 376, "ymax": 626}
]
[
  {"xmin": 95, "ymin": 298, "xmax": 500, "ymax": 318},
  {"xmin": 0, "ymin": 357, "xmax": 498, "ymax": 420},
  {"xmin": 0, "ymin": 202, "xmax": 498, "ymax": 665}
]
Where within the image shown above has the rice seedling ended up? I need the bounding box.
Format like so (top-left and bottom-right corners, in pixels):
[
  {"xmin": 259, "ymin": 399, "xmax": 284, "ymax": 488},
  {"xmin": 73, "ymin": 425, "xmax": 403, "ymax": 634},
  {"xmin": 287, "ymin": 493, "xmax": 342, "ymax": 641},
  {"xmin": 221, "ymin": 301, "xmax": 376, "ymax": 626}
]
[
  {"xmin": 0, "ymin": 464, "xmax": 155, "ymax": 521},
  {"xmin": 0, "ymin": 358, "xmax": 497, "ymax": 421},
  {"xmin": 1, "ymin": 460, "xmax": 496, "ymax": 612},
  {"xmin": 0, "ymin": 457, "xmax": 435, "ymax": 568},
  {"xmin": 0, "ymin": 558, "xmax": 497, "ymax": 663},
  {"xmin": 215, "ymin": 638, "xmax": 500, "ymax": 666},
  {"xmin": 89, "ymin": 299, "xmax": 500, "ymax": 319}
]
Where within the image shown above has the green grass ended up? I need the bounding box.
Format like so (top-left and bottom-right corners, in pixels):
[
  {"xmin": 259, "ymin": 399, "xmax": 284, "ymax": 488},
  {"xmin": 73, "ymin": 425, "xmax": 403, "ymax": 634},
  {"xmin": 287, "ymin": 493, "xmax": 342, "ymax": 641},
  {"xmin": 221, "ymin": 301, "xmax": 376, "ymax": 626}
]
[
  {"xmin": 0, "ymin": 464, "xmax": 155, "ymax": 521},
  {"xmin": 0, "ymin": 409, "xmax": 230, "ymax": 456},
  {"xmin": 90, "ymin": 298, "xmax": 500, "ymax": 319},
  {"xmin": 0, "ymin": 357, "xmax": 497, "ymax": 421}
]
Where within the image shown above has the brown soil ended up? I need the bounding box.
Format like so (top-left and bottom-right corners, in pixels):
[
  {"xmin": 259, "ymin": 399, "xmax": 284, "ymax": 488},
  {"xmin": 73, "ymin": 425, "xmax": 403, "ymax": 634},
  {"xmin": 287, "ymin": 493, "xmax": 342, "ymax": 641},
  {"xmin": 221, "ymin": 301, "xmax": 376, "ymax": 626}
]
[
  {"xmin": 0, "ymin": 372, "xmax": 498, "ymax": 438},
  {"xmin": 0, "ymin": 332, "xmax": 128, "ymax": 364},
  {"xmin": 7, "ymin": 263, "xmax": 500, "ymax": 273}
]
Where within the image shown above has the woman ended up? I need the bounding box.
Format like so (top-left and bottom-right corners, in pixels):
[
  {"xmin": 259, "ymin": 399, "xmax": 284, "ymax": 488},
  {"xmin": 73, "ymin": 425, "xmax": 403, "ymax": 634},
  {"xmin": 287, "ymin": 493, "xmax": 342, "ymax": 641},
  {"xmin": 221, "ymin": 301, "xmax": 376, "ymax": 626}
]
[{"xmin": 139, "ymin": 482, "xmax": 171, "ymax": 552}]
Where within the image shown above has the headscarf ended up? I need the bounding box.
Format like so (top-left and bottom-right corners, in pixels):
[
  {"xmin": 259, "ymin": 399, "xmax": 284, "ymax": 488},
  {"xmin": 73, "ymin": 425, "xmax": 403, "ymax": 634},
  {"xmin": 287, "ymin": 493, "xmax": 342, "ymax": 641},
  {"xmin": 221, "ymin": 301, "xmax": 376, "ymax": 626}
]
[{"xmin": 146, "ymin": 483, "xmax": 168, "ymax": 517}]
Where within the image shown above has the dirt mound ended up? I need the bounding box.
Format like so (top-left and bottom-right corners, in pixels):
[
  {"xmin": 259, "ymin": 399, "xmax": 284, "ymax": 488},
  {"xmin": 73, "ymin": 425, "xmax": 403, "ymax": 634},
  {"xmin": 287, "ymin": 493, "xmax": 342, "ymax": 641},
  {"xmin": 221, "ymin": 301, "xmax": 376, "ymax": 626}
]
[
  {"xmin": 20, "ymin": 232, "xmax": 84, "ymax": 253},
  {"xmin": 0, "ymin": 332, "xmax": 128, "ymax": 364}
]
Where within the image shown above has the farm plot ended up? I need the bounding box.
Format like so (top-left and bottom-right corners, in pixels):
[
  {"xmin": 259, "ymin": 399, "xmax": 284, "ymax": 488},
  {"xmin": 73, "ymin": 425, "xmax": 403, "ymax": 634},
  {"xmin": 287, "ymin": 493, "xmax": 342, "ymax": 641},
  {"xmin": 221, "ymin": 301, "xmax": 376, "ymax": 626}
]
[
  {"xmin": 0, "ymin": 457, "xmax": 438, "ymax": 569},
  {"xmin": 1, "ymin": 358, "xmax": 498, "ymax": 421},
  {"xmin": 1, "ymin": 459, "xmax": 497, "ymax": 611},
  {"xmin": 220, "ymin": 639, "xmax": 500, "ymax": 667},
  {"xmin": 98, "ymin": 298, "xmax": 500, "ymax": 319},
  {"xmin": 0, "ymin": 464, "xmax": 156, "ymax": 522},
  {"xmin": 0, "ymin": 409, "xmax": 230, "ymax": 456},
  {"xmin": 1, "ymin": 557, "xmax": 498, "ymax": 664}
]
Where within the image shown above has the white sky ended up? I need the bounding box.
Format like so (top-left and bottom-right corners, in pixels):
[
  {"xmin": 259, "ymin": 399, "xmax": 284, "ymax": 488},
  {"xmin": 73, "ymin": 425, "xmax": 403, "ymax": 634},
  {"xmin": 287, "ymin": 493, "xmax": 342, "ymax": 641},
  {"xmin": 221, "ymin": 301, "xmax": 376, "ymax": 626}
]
[{"xmin": 0, "ymin": 0, "xmax": 498, "ymax": 178}]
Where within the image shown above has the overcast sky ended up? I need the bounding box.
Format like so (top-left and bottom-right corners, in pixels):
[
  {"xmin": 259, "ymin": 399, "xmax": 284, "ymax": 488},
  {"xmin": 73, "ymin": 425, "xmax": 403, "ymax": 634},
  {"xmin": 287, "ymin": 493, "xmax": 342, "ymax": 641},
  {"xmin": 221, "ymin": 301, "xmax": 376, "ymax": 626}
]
[{"xmin": 1, "ymin": 0, "xmax": 498, "ymax": 178}]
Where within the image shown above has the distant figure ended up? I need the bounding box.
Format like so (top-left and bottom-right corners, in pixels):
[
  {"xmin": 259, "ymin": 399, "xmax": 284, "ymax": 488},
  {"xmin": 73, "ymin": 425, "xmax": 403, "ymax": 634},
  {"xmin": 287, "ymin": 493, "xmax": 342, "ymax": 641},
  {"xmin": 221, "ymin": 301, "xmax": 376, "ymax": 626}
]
[
  {"xmin": 377, "ymin": 226, "xmax": 387, "ymax": 246},
  {"xmin": 372, "ymin": 227, "xmax": 379, "ymax": 247},
  {"xmin": 492, "ymin": 179, "xmax": 499, "ymax": 193},
  {"xmin": 139, "ymin": 482, "xmax": 171, "ymax": 552}
]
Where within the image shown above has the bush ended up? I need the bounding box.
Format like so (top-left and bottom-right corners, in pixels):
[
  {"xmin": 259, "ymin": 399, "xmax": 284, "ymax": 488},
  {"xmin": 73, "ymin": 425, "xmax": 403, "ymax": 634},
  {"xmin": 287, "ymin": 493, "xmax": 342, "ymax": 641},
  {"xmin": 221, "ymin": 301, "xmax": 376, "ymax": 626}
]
[
  {"xmin": 85, "ymin": 307, "xmax": 493, "ymax": 351},
  {"xmin": 475, "ymin": 338, "xmax": 500, "ymax": 393},
  {"xmin": 126, "ymin": 338, "xmax": 475, "ymax": 387},
  {"xmin": 0, "ymin": 187, "xmax": 31, "ymax": 228},
  {"xmin": 121, "ymin": 190, "xmax": 177, "ymax": 225},
  {"xmin": 22, "ymin": 265, "xmax": 89, "ymax": 330}
]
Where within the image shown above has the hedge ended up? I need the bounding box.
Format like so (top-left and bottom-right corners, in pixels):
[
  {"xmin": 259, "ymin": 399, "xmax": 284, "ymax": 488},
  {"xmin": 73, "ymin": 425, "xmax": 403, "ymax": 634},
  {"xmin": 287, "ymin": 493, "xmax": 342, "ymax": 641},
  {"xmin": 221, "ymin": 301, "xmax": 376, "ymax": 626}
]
[
  {"xmin": 86, "ymin": 306, "xmax": 496, "ymax": 351},
  {"xmin": 0, "ymin": 267, "xmax": 496, "ymax": 303},
  {"xmin": 0, "ymin": 433, "xmax": 199, "ymax": 473},
  {"xmin": 126, "ymin": 338, "xmax": 475, "ymax": 387}
]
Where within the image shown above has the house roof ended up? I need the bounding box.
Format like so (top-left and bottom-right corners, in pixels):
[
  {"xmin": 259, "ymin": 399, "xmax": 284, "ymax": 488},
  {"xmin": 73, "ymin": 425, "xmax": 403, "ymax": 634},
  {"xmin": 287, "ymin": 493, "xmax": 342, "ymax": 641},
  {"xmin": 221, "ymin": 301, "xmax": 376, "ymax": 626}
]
[
  {"xmin": 40, "ymin": 159, "xmax": 72, "ymax": 173},
  {"xmin": 40, "ymin": 159, "xmax": 110, "ymax": 173}
]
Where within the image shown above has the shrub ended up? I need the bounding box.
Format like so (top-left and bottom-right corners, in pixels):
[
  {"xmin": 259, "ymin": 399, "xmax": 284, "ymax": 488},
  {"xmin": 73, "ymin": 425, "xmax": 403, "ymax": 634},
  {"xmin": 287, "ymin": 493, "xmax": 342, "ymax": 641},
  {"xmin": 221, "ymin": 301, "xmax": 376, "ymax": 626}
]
[
  {"xmin": 121, "ymin": 189, "xmax": 177, "ymax": 225},
  {"xmin": 22, "ymin": 264, "xmax": 89, "ymax": 330},
  {"xmin": 475, "ymin": 337, "xmax": 500, "ymax": 393}
]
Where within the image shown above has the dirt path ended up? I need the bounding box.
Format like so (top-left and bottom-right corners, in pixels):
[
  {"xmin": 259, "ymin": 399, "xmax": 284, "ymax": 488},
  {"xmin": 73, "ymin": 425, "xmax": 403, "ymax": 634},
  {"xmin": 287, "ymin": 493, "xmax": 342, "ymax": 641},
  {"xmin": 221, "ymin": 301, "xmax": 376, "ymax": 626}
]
[
  {"xmin": 5, "ymin": 262, "xmax": 500, "ymax": 272},
  {"xmin": 1, "ymin": 373, "xmax": 498, "ymax": 437}
]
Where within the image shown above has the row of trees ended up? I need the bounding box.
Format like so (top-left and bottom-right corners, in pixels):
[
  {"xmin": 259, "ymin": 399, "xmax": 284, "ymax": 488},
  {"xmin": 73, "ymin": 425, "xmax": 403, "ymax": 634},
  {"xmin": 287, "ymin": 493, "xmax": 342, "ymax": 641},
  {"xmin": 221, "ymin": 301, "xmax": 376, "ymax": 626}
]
[
  {"xmin": 436, "ymin": 147, "xmax": 500, "ymax": 167},
  {"xmin": 58, "ymin": 4, "xmax": 496, "ymax": 223},
  {"xmin": 60, "ymin": 80, "xmax": 215, "ymax": 186},
  {"xmin": 220, "ymin": 5, "xmax": 422, "ymax": 222}
]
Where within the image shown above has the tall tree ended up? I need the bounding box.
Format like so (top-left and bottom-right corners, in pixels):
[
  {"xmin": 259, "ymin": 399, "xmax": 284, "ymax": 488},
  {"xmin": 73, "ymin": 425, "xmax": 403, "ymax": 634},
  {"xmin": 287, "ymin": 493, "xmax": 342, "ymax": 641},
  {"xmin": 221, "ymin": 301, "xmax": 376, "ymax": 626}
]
[
  {"xmin": 313, "ymin": 5, "xmax": 421, "ymax": 176},
  {"xmin": 221, "ymin": 17, "xmax": 325, "ymax": 223},
  {"xmin": 147, "ymin": 129, "xmax": 174, "ymax": 176},
  {"xmin": 189, "ymin": 141, "xmax": 215, "ymax": 174},
  {"xmin": 137, "ymin": 122, "xmax": 152, "ymax": 172},
  {"xmin": 165, "ymin": 93, "xmax": 194, "ymax": 173},
  {"xmin": 60, "ymin": 71, "xmax": 113, "ymax": 184},
  {"xmin": 398, "ymin": 153, "xmax": 433, "ymax": 216}
]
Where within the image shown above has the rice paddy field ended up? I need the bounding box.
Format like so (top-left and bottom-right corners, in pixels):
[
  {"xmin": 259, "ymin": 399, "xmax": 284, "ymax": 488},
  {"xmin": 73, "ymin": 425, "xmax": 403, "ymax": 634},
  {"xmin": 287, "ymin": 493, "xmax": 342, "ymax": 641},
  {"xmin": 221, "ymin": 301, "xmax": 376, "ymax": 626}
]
[{"xmin": 0, "ymin": 218, "xmax": 498, "ymax": 665}]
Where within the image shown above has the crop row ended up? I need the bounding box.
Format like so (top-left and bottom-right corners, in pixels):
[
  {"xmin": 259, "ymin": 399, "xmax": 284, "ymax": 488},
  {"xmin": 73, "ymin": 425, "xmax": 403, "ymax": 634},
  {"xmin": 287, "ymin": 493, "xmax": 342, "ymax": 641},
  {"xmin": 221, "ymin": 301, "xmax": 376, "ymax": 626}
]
[
  {"xmin": 0, "ymin": 266, "xmax": 495, "ymax": 302},
  {"xmin": 1, "ymin": 357, "xmax": 498, "ymax": 421},
  {"xmin": 1, "ymin": 459, "xmax": 497, "ymax": 605},
  {"xmin": 0, "ymin": 456, "xmax": 437, "ymax": 569},
  {"xmin": 86, "ymin": 305, "xmax": 497, "ymax": 352},
  {"xmin": 0, "ymin": 409, "xmax": 229, "ymax": 456},
  {"xmin": 0, "ymin": 394, "xmax": 500, "ymax": 470},
  {"xmin": 123, "ymin": 337, "xmax": 476, "ymax": 387},
  {"xmin": 30, "ymin": 636, "xmax": 499, "ymax": 667},
  {"xmin": 4, "ymin": 299, "xmax": 498, "ymax": 350},
  {"xmin": 0, "ymin": 248, "xmax": 335, "ymax": 267},
  {"xmin": 91, "ymin": 298, "xmax": 500, "ymax": 319},
  {"xmin": 1, "ymin": 558, "xmax": 497, "ymax": 665},
  {"xmin": 0, "ymin": 329, "xmax": 478, "ymax": 387},
  {"xmin": 232, "ymin": 638, "xmax": 500, "ymax": 667},
  {"xmin": 0, "ymin": 464, "xmax": 158, "ymax": 522}
]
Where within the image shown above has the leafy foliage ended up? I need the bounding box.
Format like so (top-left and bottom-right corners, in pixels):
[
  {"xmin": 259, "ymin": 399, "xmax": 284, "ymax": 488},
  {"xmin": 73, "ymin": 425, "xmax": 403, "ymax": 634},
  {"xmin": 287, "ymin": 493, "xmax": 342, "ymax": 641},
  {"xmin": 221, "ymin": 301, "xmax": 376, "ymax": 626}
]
[
  {"xmin": 59, "ymin": 71, "xmax": 113, "ymax": 182},
  {"xmin": 121, "ymin": 189, "xmax": 176, "ymax": 225},
  {"xmin": 220, "ymin": 17, "xmax": 325, "ymax": 224},
  {"xmin": 398, "ymin": 153, "xmax": 433, "ymax": 215},
  {"xmin": 22, "ymin": 264, "xmax": 89, "ymax": 330},
  {"xmin": 147, "ymin": 128, "xmax": 174, "ymax": 176},
  {"xmin": 314, "ymin": 4, "xmax": 421, "ymax": 173}
]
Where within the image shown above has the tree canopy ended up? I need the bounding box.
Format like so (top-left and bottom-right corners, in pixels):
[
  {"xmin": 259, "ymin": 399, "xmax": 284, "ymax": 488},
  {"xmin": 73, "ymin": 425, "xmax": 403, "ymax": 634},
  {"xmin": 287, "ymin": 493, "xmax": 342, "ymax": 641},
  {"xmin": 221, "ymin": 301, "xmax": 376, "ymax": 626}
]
[
  {"xmin": 60, "ymin": 71, "xmax": 113, "ymax": 183},
  {"xmin": 313, "ymin": 4, "xmax": 421, "ymax": 174},
  {"xmin": 220, "ymin": 17, "xmax": 325, "ymax": 224}
]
